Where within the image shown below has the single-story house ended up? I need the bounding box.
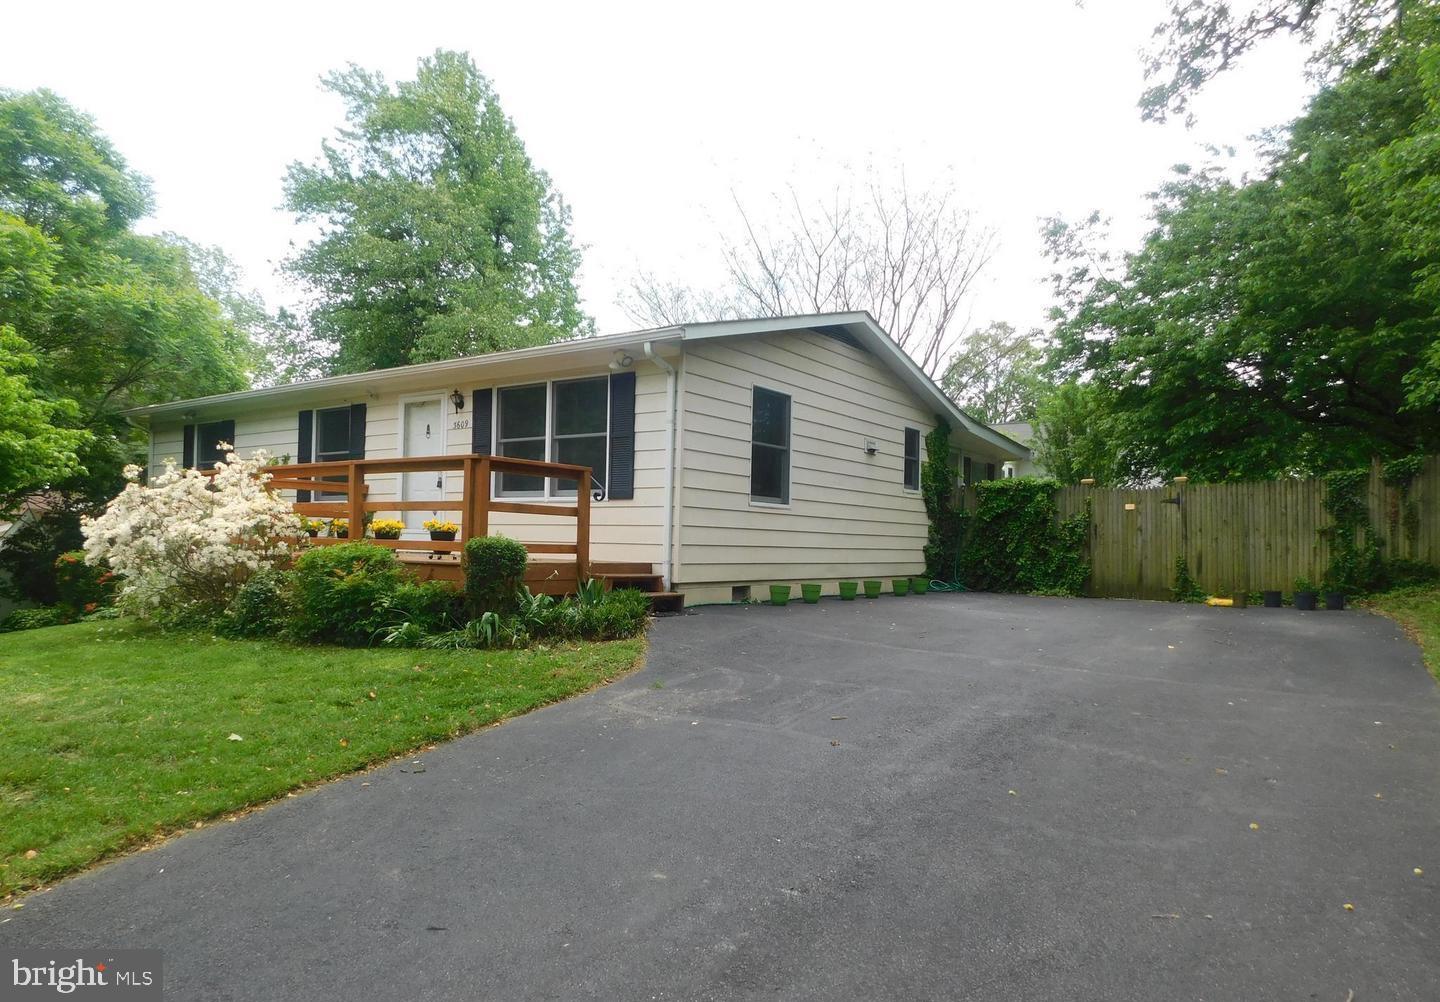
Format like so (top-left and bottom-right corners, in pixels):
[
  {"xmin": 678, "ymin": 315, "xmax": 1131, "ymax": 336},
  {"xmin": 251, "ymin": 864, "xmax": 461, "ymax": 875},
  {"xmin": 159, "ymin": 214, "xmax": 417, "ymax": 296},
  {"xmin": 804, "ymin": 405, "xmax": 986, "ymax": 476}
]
[{"xmin": 122, "ymin": 312, "xmax": 1028, "ymax": 605}]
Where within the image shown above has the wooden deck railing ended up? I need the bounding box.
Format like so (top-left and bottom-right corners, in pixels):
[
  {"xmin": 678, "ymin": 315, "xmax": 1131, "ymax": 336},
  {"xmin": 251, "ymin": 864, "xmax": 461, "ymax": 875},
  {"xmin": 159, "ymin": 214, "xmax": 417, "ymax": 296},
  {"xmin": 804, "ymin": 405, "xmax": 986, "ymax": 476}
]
[{"xmin": 261, "ymin": 454, "xmax": 592, "ymax": 582}]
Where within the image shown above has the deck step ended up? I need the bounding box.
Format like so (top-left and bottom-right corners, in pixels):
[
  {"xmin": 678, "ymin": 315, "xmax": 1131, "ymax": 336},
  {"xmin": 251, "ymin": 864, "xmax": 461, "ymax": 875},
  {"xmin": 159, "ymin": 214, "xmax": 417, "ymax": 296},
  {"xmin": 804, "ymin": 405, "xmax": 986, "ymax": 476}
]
[{"xmin": 642, "ymin": 591, "xmax": 685, "ymax": 614}]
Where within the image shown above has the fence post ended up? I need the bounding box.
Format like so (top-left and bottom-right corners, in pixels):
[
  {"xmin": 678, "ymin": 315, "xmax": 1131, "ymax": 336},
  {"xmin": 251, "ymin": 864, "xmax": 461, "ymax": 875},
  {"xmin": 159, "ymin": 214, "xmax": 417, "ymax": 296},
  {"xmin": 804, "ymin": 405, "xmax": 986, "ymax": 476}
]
[
  {"xmin": 346, "ymin": 462, "xmax": 363, "ymax": 540},
  {"xmin": 576, "ymin": 468, "xmax": 591, "ymax": 585},
  {"xmin": 471, "ymin": 457, "xmax": 490, "ymax": 542}
]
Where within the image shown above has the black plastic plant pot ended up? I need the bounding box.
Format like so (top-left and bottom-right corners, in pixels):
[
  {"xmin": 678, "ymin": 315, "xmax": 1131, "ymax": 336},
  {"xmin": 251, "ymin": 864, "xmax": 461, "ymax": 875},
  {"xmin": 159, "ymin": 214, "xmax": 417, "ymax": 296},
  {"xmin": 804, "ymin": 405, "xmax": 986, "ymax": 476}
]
[
  {"xmin": 429, "ymin": 530, "xmax": 457, "ymax": 541},
  {"xmin": 1294, "ymin": 591, "xmax": 1318, "ymax": 611},
  {"xmin": 1324, "ymin": 592, "xmax": 1345, "ymax": 611},
  {"xmin": 1262, "ymin": 590, "xmax": 1282, "ymax": 608}
]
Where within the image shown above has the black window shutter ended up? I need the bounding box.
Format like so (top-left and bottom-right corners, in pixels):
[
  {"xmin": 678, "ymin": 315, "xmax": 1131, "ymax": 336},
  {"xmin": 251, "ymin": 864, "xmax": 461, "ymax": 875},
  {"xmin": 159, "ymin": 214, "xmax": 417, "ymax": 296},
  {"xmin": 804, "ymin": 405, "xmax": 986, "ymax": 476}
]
[
  {"xmin": 182, "ymin": 425, "xmax": 195, "ymax": 469},
  {"xmin": 471, "ymin": 389, "xmax": 492, "ymax": 455},
  {"xmin": 349, "ymin": 403, "xmax": 367, "ymax": 459},
  {"xmin": 607, "ymin": 371, "xmax": 636, "ymax": 500},
  {"xmin": 296, "ymin": 410, "xmax": 313, "ymax": 502}
]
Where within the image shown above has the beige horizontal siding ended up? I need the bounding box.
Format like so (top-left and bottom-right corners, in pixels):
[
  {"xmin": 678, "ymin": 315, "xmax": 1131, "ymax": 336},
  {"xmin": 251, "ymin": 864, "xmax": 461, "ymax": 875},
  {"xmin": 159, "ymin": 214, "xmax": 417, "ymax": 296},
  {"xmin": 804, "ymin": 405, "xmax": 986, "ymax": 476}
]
[{"xmin": 674, "ymin": 329, "xmax": 933, "ymax": 588}]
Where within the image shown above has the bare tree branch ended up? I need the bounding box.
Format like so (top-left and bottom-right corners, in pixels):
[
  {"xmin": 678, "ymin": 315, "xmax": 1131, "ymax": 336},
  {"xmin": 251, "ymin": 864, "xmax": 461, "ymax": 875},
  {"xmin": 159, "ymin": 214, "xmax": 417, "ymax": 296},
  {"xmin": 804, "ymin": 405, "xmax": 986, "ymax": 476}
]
[{"xmin": 619, "ymin": 172, "xmax": 994, "ymax": 376}]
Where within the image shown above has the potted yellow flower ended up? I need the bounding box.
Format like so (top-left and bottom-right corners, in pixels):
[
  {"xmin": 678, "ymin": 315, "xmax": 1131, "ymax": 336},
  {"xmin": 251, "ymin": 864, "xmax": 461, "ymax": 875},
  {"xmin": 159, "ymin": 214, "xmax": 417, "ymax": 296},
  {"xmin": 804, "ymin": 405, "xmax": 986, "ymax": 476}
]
[
  {"xmin": 423, "ymin": 518, "xmax": 458, "ymax": 542},
  {"xmin": 371, "ymin": 518, "xmax": 405, "ymax": 540},
  {"xmin": 300, "ymin": 517, "xmax": 324, "ymax": 538}
]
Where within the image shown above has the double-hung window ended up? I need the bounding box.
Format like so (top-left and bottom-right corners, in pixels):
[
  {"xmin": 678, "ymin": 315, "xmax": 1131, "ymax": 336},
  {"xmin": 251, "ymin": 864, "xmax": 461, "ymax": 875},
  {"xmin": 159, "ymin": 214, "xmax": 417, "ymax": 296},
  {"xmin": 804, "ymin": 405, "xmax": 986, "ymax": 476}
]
[
  {"xmin": 903, "ymin": 427, "xmax": 921, "ymax": 490},
  {"xmin": 194, "ymin": 420, "xmax": 235, "ymax": 470},
  {"xmin": 314, "ymin": 406, "xmax": 353, "ymax": 498},
  {"xmin": 750, "ymin": 386, "xmax": 791, "ymax": 504},
  {"xmin": 496, "ymin": 377, "xmax": 609, "ymax": 498}
]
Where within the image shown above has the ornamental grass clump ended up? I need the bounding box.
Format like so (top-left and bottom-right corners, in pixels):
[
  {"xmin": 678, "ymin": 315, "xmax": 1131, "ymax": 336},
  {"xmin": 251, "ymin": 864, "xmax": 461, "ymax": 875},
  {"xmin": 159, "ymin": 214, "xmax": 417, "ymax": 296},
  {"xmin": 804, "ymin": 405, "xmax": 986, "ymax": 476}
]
[{"xmin": 81, "ymin": 449, "xmax": 301, "ymax": 618}]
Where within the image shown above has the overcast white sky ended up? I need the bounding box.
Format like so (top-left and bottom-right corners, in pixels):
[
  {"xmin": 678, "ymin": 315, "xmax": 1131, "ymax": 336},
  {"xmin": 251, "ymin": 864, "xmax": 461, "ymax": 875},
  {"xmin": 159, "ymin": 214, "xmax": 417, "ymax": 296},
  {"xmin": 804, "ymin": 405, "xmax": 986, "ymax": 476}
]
[{"xmin": 3, "ymin": 0, "xmax": 1315, "ymax": 343}]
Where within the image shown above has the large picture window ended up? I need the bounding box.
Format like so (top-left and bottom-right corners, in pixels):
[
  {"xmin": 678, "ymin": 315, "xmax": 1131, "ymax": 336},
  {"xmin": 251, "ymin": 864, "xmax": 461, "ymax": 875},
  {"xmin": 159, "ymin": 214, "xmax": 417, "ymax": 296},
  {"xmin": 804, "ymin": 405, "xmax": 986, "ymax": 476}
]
[
  {"xmin": 903, "ymin": 427, "xmax": 921, "ymax": 490},
  {"xmin": 750, "ymin": 386, "xmax": 791, "ymax": 504},
  {"xmin": 495, "ymin": 377, "xmax": 609, "ymax": 498}
]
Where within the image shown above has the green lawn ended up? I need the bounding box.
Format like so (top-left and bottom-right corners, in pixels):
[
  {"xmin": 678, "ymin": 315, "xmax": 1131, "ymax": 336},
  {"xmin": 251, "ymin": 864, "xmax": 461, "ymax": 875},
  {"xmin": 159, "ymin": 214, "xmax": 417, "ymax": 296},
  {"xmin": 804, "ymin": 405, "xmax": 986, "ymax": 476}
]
[
  {"xmin": 0, "ymin": 620, "xmax": 643, "ymax": 897},
  {"xmin": 1364, "ymin": 585, "xmax": 1440, "ymax": 680}
]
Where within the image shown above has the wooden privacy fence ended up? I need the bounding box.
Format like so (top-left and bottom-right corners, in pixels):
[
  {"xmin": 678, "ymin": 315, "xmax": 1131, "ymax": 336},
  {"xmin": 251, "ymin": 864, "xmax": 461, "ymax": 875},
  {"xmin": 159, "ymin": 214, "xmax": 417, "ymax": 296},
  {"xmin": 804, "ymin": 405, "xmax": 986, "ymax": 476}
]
[
  {"xmin": 1020, "ymin": 455, "xmax": 1439, "ymax": 601},
  {"xmin": 262, "ymin": 453, "xmax": 593, "ymax": 583}
]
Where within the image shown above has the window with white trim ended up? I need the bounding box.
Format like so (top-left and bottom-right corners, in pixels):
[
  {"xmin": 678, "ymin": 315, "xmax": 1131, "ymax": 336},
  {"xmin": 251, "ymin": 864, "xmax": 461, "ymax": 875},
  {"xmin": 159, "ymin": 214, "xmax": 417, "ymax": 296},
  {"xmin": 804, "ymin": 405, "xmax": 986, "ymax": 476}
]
[
  {"xmin": 495, "ymin": 377, "xmax": 609, "ymax": 498},
  {"xmin": 903, "ymin": 427, "xmax": 921, "ymax": 490},
  {"xmin": 750, "ymin": 386, "xmax": 790, "ymax": 504}
]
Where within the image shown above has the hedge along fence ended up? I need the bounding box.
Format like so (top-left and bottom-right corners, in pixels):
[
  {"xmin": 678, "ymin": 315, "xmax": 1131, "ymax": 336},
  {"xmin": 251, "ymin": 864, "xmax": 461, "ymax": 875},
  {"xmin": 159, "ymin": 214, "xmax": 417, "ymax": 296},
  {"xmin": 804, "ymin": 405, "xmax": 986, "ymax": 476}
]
[{"xmin": 1024, "ymin": 455, "xmax": 1440, "ymax": 601}]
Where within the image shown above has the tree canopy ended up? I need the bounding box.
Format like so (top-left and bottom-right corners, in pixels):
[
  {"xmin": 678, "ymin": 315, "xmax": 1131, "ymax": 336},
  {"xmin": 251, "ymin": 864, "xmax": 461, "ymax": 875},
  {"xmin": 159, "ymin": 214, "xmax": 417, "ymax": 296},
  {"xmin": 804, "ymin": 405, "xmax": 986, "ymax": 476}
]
[
  {"xmin": 1047, "ymin": 9, "xmax": 1440, "ymax": 483},
  {"xmin": 283, "ymin": 50, "xmax": 590, "ymax": 374},
  {"xmin": 0, "ymin": 88, "xmax": 256, "ymax": 600},
  {"xmin": 939, "ymin": 322, "xmax": 1046, "ymax": 425}
]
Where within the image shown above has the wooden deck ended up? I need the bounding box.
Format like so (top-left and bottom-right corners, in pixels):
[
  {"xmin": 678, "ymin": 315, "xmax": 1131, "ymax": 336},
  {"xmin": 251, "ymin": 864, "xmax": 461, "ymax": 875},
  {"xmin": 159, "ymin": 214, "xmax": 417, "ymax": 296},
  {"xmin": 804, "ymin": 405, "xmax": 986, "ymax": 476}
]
[{"xmin": 258, "ymin": 453, "xmax": 681, "ymax": 610}]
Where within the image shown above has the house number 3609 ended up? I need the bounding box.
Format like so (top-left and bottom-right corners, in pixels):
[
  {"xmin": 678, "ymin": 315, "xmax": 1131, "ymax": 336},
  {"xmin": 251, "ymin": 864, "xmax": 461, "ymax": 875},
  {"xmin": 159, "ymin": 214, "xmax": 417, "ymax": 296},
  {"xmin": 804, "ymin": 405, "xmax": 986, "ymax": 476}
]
[{"xmin": 451, "ymin": 418, "xmax": 470, "ymax": 430}]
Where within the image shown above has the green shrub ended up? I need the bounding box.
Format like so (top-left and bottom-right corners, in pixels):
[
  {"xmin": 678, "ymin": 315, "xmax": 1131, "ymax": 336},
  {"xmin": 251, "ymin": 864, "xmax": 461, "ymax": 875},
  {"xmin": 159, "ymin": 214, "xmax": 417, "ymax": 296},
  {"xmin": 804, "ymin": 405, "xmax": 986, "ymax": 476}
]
[
  {"xmin": 53, "ymin": 551, "xmax": 118, "ymax": 613},
  {"xmin": 1383, "ymin": 559, "xmax": 1440, "ymax": 591},
  {"xmin": 221, "ymin": 569, "xmax": 293, "ymax": 639},
  {"xmin": 463, "ymin": 536, "xmax": 529, "ymax": 616},
  {"xmin": 0, "ymin": 605, "xmax": 73, "ymax": 633},
  {"xmin": 570, "ymin": 586, "xmax": 651, "ymax": 641},
  {"xmin": 387, "ymin": 580, "xmax": 464, "ymax": 634},
  {"xmin": 290, "ymin": 542, "xmax": 413, "ymax": 645}
]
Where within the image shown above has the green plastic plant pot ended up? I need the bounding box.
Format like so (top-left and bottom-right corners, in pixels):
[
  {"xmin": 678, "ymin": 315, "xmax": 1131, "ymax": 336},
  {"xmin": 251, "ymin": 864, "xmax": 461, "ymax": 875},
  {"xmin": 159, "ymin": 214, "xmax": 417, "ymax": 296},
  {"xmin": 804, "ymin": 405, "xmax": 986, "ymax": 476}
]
[
  {"xmin": 892, "ymin": 578, "xmax": 910, "ymax": 596},
  {"xmin": 863, "ymin": 580, "xmax": 883, "ymax": 598},
  {"xmin": 838, "ymin": 581, "xmax": 859, "ymax": 601},
  {"xmin": 769, "ymin": 584, "xmax": 791, "ymax": 606},
  {"xmin": 909, "ymin": 576, "xmax": 929, "ymax": 595},
  {"xmin": 801, "ymin": 583, "xmax": 823, "ymax": 604}
]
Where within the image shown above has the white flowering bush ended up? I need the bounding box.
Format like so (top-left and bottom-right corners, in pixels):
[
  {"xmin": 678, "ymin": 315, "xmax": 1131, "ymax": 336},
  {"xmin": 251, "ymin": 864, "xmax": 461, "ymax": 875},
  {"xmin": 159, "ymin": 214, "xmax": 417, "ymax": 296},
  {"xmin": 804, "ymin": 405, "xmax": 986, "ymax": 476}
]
[{"xmin": 82, "ymin": 447, "xmax": 303, "ymax": 615}]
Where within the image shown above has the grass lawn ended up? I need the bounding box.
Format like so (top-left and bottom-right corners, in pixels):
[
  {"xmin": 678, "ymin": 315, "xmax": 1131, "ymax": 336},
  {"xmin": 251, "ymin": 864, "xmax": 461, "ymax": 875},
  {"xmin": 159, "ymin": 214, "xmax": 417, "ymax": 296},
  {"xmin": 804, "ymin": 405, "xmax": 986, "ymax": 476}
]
[
  {"xmin": 0, "ymin": 619, "xmax": 644, "ymax": 897},
  {"xmin": 1363, "ymin": 585, "xmax": 1440, "ymax": 680}
]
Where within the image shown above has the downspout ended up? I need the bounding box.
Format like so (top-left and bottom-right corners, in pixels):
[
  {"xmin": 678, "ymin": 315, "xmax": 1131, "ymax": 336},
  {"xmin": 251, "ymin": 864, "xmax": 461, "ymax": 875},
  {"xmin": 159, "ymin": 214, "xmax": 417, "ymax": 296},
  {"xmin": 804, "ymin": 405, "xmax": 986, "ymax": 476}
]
[{"xmin": 644, "ymin": 341, "xmax": 678, "ymax": 591}]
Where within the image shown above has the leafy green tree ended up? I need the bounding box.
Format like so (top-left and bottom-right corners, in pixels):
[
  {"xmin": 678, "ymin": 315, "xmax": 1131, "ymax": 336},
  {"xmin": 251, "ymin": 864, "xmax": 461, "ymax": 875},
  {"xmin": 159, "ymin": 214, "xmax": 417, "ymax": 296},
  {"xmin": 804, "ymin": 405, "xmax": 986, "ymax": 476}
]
[
  {"xmin": 0, "ymin": 89, "xmax": 254, "ymax": 600},
  {"xmin": 0, "ymin": 327, "xmax": 88, "ymax": 498},
  {"xmin": 284, "ymin": 50, "xmax": 590, "ymax": 374},
  {"xmin": 1049, "ymin": 11, "xmax": 1440, "ymax": 482},
  {"xmin": 1141, "ymin": 0, "xmax": 1404, "ymax": 122},
  {"xmin": 1030, "ymin": 382, "xmax": 1130, "ymax": 486},
  {"xmin": 940, "ymin": 322, "xmax": 1047, "ymax": 424}
]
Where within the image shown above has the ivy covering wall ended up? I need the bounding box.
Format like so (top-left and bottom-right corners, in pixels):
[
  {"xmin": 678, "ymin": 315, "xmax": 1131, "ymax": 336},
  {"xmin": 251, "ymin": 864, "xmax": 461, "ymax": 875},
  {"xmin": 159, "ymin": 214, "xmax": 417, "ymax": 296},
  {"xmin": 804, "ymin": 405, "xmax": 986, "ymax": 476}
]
[{"xmin": 921, "ymin": 417, "xmax": 1091, "ymax": 596}]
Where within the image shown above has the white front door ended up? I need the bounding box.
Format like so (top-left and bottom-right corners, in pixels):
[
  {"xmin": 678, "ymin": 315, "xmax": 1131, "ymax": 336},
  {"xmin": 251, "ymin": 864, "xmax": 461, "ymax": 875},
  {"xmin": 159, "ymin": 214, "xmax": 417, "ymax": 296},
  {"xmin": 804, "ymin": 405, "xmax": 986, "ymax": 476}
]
[{"xmin": 402, "ymin": 398, "xmax": 445, "ymax": 536}]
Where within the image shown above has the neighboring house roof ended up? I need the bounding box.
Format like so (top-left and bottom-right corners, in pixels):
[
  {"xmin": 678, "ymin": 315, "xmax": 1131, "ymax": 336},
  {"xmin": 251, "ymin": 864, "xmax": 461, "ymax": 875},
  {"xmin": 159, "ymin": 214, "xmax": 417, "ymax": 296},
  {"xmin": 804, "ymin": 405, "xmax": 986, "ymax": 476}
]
[
  {"xmin": 992, "ymin": 422, "xmax": 1036, "ymax": 448},
  {"xmin": 122, "ymin": 312, "xmax": 1029, "ymax": 458}
]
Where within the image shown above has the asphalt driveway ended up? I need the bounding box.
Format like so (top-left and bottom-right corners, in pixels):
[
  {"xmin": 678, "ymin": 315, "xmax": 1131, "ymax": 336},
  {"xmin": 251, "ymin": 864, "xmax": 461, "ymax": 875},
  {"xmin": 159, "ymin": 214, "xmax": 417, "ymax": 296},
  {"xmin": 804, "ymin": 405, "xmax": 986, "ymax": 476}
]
[{"xmin": 5, "ymin": 595, "xmax": 1439, "ymax": 1000}]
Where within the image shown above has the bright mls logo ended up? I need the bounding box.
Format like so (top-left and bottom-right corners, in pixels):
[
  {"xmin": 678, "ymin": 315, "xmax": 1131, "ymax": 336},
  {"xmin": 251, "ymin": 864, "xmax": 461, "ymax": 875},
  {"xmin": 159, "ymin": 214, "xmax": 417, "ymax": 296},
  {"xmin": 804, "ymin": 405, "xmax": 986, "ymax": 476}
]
[{"xmin": 1, "ymin": 951, "xmax": 161, "ymax": 1000}]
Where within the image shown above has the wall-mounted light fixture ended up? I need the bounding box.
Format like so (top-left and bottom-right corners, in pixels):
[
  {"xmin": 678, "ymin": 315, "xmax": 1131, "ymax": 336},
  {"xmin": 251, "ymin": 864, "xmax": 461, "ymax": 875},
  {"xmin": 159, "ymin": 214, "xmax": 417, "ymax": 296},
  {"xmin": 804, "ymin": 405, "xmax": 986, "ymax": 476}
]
[
  {"xmin": 609, "ymin": 351, "xmax": 634, "ymax": 372},
  {"xmin": 449, "ymin": 389, "xmax": 465, "ymax": 413}
]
